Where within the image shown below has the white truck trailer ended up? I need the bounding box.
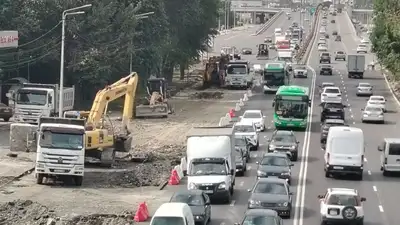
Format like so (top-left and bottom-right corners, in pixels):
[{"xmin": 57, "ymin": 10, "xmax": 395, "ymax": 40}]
[
  {"xmin": 186, "ymin": 126, "xmax": 236, "ymax": 203},
  {"xmin": 35, "ymin": 117, "xmax": 85, "ymax": 186},
  {"xmin": 11, "ymin": 83, "xmax": 75, "ymax": 124},
  {"xmin": 347, "ymin": 54, "xmax": 366, "ymax": 79}
]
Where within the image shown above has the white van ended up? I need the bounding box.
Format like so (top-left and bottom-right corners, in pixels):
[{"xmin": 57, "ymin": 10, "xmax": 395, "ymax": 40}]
[
  {"xmin": 150, "ymin": 203, "xmax": 195, "ymax": 225},
  {"xmin": 378, "ymin": 138, "xmax": 400, "ymax": 176},
  {"xmin": 324, "ymin": 126, "xmax": 364, "ymax": 180},
  {"xmin": 274, "ymin": 28, "xmax": 282, "ymax": 36}
]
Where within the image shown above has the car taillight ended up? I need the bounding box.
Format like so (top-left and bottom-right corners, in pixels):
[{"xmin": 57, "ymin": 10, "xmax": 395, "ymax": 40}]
[{"xmin": 384, "ymin": 157, "xmax": 387, "ymax": 164}]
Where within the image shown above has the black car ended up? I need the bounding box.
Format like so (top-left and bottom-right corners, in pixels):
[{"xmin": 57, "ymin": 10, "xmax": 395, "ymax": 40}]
[
  {"xmin": 235, "ymin": 147, "xmax": 247, "ymax": 176},
  {"xmin": 256, "ymin": 153, "xmax": 293, "ymax": 184},
  {"xmin": 235, "ymin": 137, "xmax": 251, "ymax": 162},
  {"xmin": 320, "ymin": 119, "xmax": 346, "ymax": 144},
  {"xmin": 235, "ymin": 209, "xmax": 283, "ymax": 225},
  {"xmin": 242, "ymin": 48, "xmax": 252, "ymax": 55},
  {"xmin": 267, "ymin": 130, "xmax": 299, "ymax": 161},
  {"xmin": 324, "ymin": 34, "xmax": 329, "ymax": 38},
  {"xmin": 320, "ymin": 102, "xmax": 346, "ymax": 122},
  {"xmin": 319, "ymin": 52, "xmax": 331, "ymax": 63},
  {"xmin": 169, "ymin": 190, "xmax": 211, "ymax": 224},
  {"xmin": 331, "ymin": 19, "xmax": 335, "ymax": 23},
  {"xmin": 332, "ymin": 31, "xmax": 338, "ymax": 35},
  {"xmin": 247, "ymin": 178, "xmax": 293, "ymax": 218},
  {"xmin": 319, "ymin": 65, "xmax": 332, "ymax": 75}
]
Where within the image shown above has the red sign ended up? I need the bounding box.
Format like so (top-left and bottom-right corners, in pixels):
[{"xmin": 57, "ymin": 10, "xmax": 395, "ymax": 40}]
[
  {"xmin": 276, "ymin": 41, "xmax": 290, "ymax": 49},
  {"xmin": 0, "ymin": 31, "xmax": 19, "ymax": 48}
]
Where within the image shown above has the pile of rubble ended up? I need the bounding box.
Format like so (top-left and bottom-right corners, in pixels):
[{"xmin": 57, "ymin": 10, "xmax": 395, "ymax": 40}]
[
  {"xmin": 0, "ymin": 200, "xmax": 135, "ymax": 225},
  {"xmin": 189, "ymin": 91, "xmax": 224, "ymax": 99}
]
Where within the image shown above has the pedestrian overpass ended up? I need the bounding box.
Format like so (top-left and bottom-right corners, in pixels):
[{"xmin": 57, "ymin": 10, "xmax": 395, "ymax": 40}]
[{"xmin": 350, "ymin": 8, "xmax": 373, "ymax": 24}]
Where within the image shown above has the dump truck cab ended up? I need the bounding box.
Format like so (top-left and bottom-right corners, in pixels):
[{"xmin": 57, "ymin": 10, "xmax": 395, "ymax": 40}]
[{"xmin": 257, "ymin": 44, "xmax": 269, "ymax": 59}]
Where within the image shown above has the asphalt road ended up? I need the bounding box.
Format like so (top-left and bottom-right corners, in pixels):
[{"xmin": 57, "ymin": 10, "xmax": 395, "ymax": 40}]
[{"xmin": 301, "ymin": 11, "xmax": 399, "ymax": 225}]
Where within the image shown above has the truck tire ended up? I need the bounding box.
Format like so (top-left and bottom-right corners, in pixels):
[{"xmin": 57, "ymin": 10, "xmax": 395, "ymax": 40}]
[
  {"xmin": 3, "ymin": 117, "xmax": 10, "ymax": 122},
  {"xmin": 74, "ymin": 176, "xmax": 83, "ymax": 186},
  {"xmin": 36, "ymin": 174, "xmax": 44, "ymax": 184}
]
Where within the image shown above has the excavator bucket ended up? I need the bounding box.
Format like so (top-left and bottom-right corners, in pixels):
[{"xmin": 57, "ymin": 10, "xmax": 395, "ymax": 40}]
[
  {"xmin": 114, "ymin": 134, "xmax": 133, "ymax": 152},
  {"xmin": 135, "ymin": 104, "xmax": 169, "ymax": 118}
]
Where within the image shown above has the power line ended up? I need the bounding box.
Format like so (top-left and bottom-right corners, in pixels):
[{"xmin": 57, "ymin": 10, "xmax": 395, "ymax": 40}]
[
  {"xmin": 16, "ymin": 21, "xmax": 62, "ymax": 48},
  {"xmin": 0, "ymin": 36, "xmax": 61, "ymax": 58}
]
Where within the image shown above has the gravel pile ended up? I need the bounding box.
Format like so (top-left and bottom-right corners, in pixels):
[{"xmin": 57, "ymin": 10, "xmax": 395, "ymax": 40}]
[
  {"xmin": 0, "ymin": 200, "xmax": 135, "ymax": 225},
  {"xmin": 189, "ymin": 91, "xmax": 224, "ymax": 99}
]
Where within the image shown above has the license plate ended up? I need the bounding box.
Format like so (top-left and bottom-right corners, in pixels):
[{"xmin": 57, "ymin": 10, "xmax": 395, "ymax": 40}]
[
  {"xmin": 329, "ymin": 210, "xmax": 338, "ymax": 215},
  {"xmin": 54, "ymin": 169, "xmax": 65, "ymax": 173},
  {"xmin": 204, "ymin": 190, "xmax": 213, "ymax": 194},
  {"xmin": 333, "ymin": 166, "xmax": 343, "ymax": 169}
]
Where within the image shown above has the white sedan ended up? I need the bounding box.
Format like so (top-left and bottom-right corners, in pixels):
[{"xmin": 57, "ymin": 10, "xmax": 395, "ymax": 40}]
[
  {"xmin": 321, "ymin": 87, "xmax": 342, "ymax": 103},
  {"xmin": 360, "ymin": 38, "xmax": 370, "ymax": 45},
  {"xmin": 361, "ymin": 105, "xmax": 384, "ymax": 123},
  {"xmin": 356, "ymin": 44, "xmax": 368, "ymax": 53},
  {"xmin": 367, "ymin": 95, "xmax": 386, "ymax": 112},
  {"xmin": 233, "ymin": 122, "xmax": 259, "ymax": 150},
  {"xmin": 318, "ymin": 44, "xmax": 328, "ymax": 51},
  {"xmin": 240, "ymin": 110, "xmax": 266, "ymax": 131}
]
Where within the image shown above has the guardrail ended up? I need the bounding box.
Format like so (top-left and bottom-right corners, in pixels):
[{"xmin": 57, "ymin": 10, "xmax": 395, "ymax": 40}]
[
  {"xmin": 294, "ymin": 5, "xmax": 322, "ymax": 63},
  {"xmin": 254, "ymin": 11, "xmax": 284, "ymax": 36}
]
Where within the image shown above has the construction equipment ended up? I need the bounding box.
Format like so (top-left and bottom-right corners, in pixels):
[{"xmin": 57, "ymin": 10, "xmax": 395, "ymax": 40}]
[
  {"xmin": 64, "ymin": 73, "xmax": 138, "ymax": 167},
  {"xmin": 256, "ymin": 44, "xmax": 269, "ymax": 59},
  {"xmin": 202, "ymin": 55, "xmax": 229, "ymax": 88},
  {"xmin": 135, "ymin": 77, "xmax": 173, "ymax": 118}
]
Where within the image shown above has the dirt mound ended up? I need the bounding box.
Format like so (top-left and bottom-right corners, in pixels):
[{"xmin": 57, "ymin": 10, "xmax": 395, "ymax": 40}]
[
  {"xmin": 0, "ymin": 200, "xmax": 57, "ymax": 225},
  {"xmin": 65, "ymin": 214, "xmax": 134, "ymax": 225},
  {"xmin": 189, "ymin": 91, "xmax": 224, "ymax": 99}
]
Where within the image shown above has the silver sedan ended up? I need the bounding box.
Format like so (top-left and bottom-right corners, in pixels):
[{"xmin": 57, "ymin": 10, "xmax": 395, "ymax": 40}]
[
  {"xmin": 356, "ymin": 82, "xmax": 373, "ymax": 96},
  {"xmin": 361, "ymin": 106, "xmax": 384, "ymax": 123}
]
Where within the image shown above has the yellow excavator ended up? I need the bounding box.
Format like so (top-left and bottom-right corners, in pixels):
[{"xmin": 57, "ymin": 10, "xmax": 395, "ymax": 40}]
[
  {"xmin": 202, "ymin": 55, "xmax": 229, "ymax": 88},
  {"xmin": 63, "ymin": 72, "xmax": 138, "ymax": 167}
]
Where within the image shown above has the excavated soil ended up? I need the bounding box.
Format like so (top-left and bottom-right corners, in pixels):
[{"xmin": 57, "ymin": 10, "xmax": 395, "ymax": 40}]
[{"xmin": 189, "ymin": 91, "xmax": 224, "ymax": 99}]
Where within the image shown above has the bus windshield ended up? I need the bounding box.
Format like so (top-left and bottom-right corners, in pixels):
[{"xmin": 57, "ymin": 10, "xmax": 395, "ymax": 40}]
[{"xmin": 275, "ymin": 99, "xmax": 308, "ymax": 119}]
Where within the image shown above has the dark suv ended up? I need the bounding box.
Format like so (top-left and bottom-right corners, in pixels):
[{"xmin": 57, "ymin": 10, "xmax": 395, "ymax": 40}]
[
  {"xmin": 319, "ymin": 65, "xmax": 332, "ymax": 75},
  {"xmin": 320, "ymin": 102, "xmax": 346, "ymax": 122},
  {"xmin": 320, "ymin": 52, "xmax": 331, "ymax": 63}
]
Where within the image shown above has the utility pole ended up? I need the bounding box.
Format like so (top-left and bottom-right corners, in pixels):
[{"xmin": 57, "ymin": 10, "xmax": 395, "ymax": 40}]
[{"xmin": 59, "ymin": 4, "xmax": 92, "ymax": 117}]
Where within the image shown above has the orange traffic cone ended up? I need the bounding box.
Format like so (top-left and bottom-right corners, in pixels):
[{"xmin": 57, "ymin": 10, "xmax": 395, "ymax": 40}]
[
  {"xmin": 168, "ymin": 169, "xmax": 180, "ymax": 185},
  {"xmin": 134, "ymin": 202, "xmax": 149, "ymax": 222},
  {"xmin": 229, "ymin": 109, "xmax": 235, "ymax": 118}
]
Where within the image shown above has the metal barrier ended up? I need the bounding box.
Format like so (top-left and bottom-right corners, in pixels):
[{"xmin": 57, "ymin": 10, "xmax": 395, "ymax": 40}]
[{"xmin": 254, "ymin": 11, "xmax": 284, "ymax": 36}]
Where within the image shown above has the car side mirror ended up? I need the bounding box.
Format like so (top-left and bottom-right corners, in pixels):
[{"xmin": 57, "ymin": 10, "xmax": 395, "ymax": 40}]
[
  {"xmin": 318, "ymin": 195, "xmax": 324, "ymax": 199},
  {"xmin": 205, "ymin": 199, "xmax": 211, "ymax": 205},
  {"xmin": 378, "ymin": 146, "xmax": 383, "ymax": 151},
  {"xmin": 361, "ymin": 197, "xmax": 366, "ymax": 201}
]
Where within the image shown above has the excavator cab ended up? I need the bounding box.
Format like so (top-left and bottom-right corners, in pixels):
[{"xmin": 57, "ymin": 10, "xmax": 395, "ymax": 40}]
[
  {"xmin": 146, "ymin": 77, "xmax": 168, "ymax": 99},
  {"xmin": 257, "ymin": 44, "xmax": 269, "ymax": 59}
]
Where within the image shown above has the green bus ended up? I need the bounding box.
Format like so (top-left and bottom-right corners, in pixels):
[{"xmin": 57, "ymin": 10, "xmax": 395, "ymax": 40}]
[
  {"xmin": 262, "ymin": 61, "xmax": 290, "ymax": 94},
  {"xmin": 273, "ymin": 85, "xmax": 310, "ymax": 130}
]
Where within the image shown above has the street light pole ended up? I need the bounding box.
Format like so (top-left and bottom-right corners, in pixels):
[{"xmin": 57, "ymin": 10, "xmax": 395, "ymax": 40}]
[
  {"xmin": 129, "ymin": 12, "xmax": 154, "ymax": 73},
  {"xmin": 59, "ymin": 4, "xmax": 92, "ymax": 117}
]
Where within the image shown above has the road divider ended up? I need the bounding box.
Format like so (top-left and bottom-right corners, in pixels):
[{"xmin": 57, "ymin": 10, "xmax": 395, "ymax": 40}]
[{"xmin": 254, "ymin": 11, "xmax": 284, "ymax": 36}]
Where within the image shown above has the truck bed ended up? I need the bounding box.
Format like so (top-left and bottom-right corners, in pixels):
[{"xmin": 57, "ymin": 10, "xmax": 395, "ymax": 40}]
[{"xmin": 187, "ymin": 126, "xmax": 234, "ymax": 137}]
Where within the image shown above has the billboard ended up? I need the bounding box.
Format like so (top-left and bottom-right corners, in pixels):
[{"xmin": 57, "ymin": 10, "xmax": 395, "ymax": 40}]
[
  {"xmin": 0, "ymin": 31, "xmax": 19, "ymax": 48},
  {"xmin": 231, "ymin": 0, "xmax": 263, "ymax": 10}
]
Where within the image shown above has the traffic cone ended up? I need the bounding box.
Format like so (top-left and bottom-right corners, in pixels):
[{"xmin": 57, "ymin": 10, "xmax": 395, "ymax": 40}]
[
  {"xmin": 168, "ymin": 169, "xmax": 180, "ymax": 185},
  {"xmin": 239, "ymin": 98, "xmax": 244, "ymax": 106},
  {"xmin": 235, "ymin": 103, "xmax": 241, "ymax": 111},
  {"xmin": 243, "ymin": 94, "xmax": 248, "ymax": 101},
  {"xmin": 229, "ymin": 109, "xmax": 235, "ymax": 118},
  {"xmin": 134, "ymin": 202, "xmax": 149, "ymax": 222}
]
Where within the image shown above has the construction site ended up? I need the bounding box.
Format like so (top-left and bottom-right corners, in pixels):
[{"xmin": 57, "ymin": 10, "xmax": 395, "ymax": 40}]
[{"xmin": 0, "ymin": 42, "xmax": 252, "ymax": 224}]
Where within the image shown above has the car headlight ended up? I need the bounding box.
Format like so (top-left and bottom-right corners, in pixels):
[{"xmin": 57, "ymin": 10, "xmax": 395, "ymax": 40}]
[
  {"xmin": 195, "ymin": 215, "xmax": 203, "ymax": 220},
  {"xmin": 249, "ymin": 200, "xmax": 261, "ymax": 205},
  {"xmin": 257, "ymin": 170, "xmax": 267, "ymax": 176},
  {"xmin": 269, "ymin": 145, "xmax": 276, "ymax": 149},
  {"xmin": 290, "ymin": 145, "xmax": 296, "ymax": 150},
  {"xmin": 281, "ymin": 171, "xmax": 291, "ymax": 176},
  {"xmin": 278, "ymin": 202, "xmax": 289, "ymax": 207},
  {"xmin": 218, "ymin": 182, "xmax": 226, "ymax": 189},
  {"xmin": 189, "ymin": 182, "xmax": 197, "ymax": 190}
]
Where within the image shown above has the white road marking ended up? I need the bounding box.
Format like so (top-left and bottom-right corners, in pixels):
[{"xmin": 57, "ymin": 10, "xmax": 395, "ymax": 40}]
[
  {"xmin": 368, "ymin": 170, "xmax": 372, "ymax": 175},
  {"xmin": 353, "ymin": 121, "xmax": 356, "ymax": 124},
  {"xmin": 364, "ymin": 157, "xmax": 367, "ymax": 162},
  {"xmin": 373, "ymin": 186, "xmax": 377, "ymax": 192},
  {"xmin": 229, "ymin": 200, "xmax": 236, "ymax": 206},
  {"xmin": 239, "ymin": 181, "xmax": 244, "ymax": 187},
  {"xmin": 248, "ymin": 166, "xmax": 252, "ymax": 170},
  {"xmin": 379, "ymin": 205, "xmax": 384, "ymax": 212},
  {"xmin": 351, "ymin": 115, "xmax": 354, "ymax": 118},
  {"xmin": 349, "ymin": 108, "xmax": 352, "ymax": 112}
]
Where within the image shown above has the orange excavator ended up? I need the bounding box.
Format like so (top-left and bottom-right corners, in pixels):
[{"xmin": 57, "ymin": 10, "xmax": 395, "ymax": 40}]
[{"xmin": 202, "ymin": 55, "xmax": 230, "ymax": 88}]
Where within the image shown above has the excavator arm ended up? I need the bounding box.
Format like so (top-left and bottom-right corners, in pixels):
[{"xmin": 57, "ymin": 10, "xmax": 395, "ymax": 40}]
[{"xmin": 87, "ymin": 72, "xmax": 139, "ymax": 128}]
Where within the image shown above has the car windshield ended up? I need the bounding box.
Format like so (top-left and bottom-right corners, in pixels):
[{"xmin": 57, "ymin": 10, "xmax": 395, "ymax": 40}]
[
  {"xmin": 295, "ymin": 66, "xmax": 307, "ymax": 70},
  {"xmin": 365, "ymin": 107, "xmax": 382, "ymax": 112},
  {"xmin": 324, "ymin": 88, "xmax": 339, "ymax": 93},
  {"xmin": 190, "ymin": 161, "xmax": 227, "ymax": 176},
  {"xmin": 39, "ymin": 131, "xmax": 84, "ymax": 150},
  {"xmin": 261, "ymin": 156, "xmax": 289, "ymax": 166},
  {"xmin": 359, "ymin": 83, "xmax": 371, "ymax": 87},
  {"xmin": 370, "ymin": 97, "xmax": 384, "ymax": 101},
  {"xmin": 234, "ymin": 125, "xmax": 255, "ymax": 133},
  {"xmin": 327, "ymin": 194, "xmax": 359, "ymax": 206},
  {"xmin": 319, "ymin": 44, "xmax": 327, "ymax": 48},
  {"xmin": 272, "ymin": 134, "xmax": 295, "ymax": 143},
  {"xmin": 227, "ymin": 66, "xmax": 247, "ymax": 74},
  {"xmin": 358, "ymin": 44, "xmax": 366, "ymax": 48},
  {"xmin": 242, "ymin": 215, "xmax": 278, "ymax": 225},
  {"xmin": 324, "ymin": 103, "xmax": 343, "ymax": 108},
  {"xmin": 170, "ymin": 193, "xmax": 204, "ymax": 206},
  {"xmin": 322, "ymin": 84, "xmax": 334, "ymax": 88},
  {"xmin": 151, "ymin": 217, "xmax": 185, "ymax": 225},
  {"xmin": 235, "ymin": 138, "xmax": 246, "ymax": 146},
  {"xmin": 337, "ymin": 51, "xmax": 344, "ymax": 54},
  {"xmin": 243, "ymin": 112, "xmax": 261, "ymax": 119},
  {"xmin": 254, "ymin": 182, "xmax": 287, "ymax": 195},
  {"xmin": 275, "ymin": 100, "xmax": 308, "ymax": 119}
]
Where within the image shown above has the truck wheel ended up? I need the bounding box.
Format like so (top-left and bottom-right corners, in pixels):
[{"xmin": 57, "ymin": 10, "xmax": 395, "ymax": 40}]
[
  {"xmin": 74, "ymin": 176, "xmax": 83, "ymax": 186},
  {"xmin": 325, "ymin": 171, "xmax": 330, "ymax": 178},
  {"xmin": 226, "ymin": 193, "xmax": 232, "ymax": 204},
  {"xmin": 3, "ymin": 117, "xmax": 10, "ymax": 122},
  {"xmin": 36, "ymin": 174, "xmax": 44, "ymax": 184},
  {"xmin": 292, "ymin": 152, "xmax": 298, "ymax": 161}
]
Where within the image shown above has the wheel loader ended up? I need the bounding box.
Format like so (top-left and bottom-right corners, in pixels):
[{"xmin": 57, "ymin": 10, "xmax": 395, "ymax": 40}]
[{"xmin": 135, "ymin": 77, "xmax": 174, "ymax": 118}]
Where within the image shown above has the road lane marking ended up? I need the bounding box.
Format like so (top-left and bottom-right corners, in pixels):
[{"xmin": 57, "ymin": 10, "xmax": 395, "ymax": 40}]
[
  {"xmin": 248, "ymin": 166, "xmax": 252, "ymax": 170},
  {"xmin": 368, "ymin": 170, "xmax": 371, "ymax": 175},
  {"xmin": 239, "ymin": 181, "xmax": 244, "ymax": 187},
  {"xmin": 364, "ymin": 157, "xmax": 367, "ymax": 162},
  {"xmin": 294, "ymin": 12, "xmax": 319, "ymax": 225},
  {"xmin": 373, "ymin": 186, "xmax": 377, "ymax": 192},
  {"xmin": 379, "ymin": 205, "xmax": 384, "ymax": 212},
  {"xmin": 229, "ymin": 200, "xmax": 236, "ymax": 206}
]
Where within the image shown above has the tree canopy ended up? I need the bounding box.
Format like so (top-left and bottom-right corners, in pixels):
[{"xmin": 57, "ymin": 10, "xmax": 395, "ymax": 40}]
[
  {"xmin": 370, "ymin": 0, "xmax": 400, "ymax": 78},
  {"xmin": 0, "ymin": 0, "xmax": 221, "ymax": 105}
]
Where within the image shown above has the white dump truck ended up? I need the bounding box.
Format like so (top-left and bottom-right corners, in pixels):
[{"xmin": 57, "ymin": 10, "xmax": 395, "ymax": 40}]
[
  {"xmin": 347, "ymin": 54, "xmax": 366, "ymax": 79},
  {"xmin": 11, "ymin": 83, "xmax": 75, "ymax": 124},
  {"xmin": 186, "ymin": 126, "xmax": 236, "ymax": 203},
  {"xmin": 35, "ymin": 117, "xmax": 85, "ymax": 186}
]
